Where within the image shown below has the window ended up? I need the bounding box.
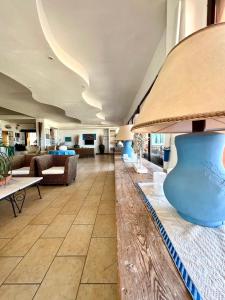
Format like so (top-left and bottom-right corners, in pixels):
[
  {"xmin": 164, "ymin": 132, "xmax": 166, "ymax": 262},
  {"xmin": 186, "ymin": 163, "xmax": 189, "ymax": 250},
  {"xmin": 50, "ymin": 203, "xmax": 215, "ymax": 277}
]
[
  {"xmin": 208, "ymin": 0, "xmax": 225, "ymax": 24},
  {"xmin": 150, "ymin": 134, "xmax": 165, "ymax": 167}
]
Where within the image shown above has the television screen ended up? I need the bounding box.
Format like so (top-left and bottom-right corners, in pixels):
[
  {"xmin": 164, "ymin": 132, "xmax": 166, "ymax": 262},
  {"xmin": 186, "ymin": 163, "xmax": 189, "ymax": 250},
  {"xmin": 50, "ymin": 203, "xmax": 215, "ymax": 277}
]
[
  {"xmin": 83, "ymin": 134, "xmax": 96, "ymax": 140},
  {"xmin": 85, "ymin": 139, "xmax": 94, "ymax": 145},
  {"xmin": 65, "ymin": 137, "xmax": 72, "ymax": 142}
]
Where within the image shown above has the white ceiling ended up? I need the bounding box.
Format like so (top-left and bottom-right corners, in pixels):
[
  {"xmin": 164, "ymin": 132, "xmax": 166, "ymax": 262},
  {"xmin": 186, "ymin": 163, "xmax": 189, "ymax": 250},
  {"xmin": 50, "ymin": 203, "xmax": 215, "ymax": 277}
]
[
  {"xmin": 0, "ymin": 0, "xmax": 166, "ymax": 125},
  {"xmin": 0, "ymin": 73, "xmax": 80, "ymax": 124}
]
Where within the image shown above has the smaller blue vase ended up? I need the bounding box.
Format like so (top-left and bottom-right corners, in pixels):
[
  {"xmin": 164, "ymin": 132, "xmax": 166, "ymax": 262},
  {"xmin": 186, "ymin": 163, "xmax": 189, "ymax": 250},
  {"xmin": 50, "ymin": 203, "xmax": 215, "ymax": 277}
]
[
  {"xmin": 122, "ymin": 140, "xmax": 134, "ymax": 158},
  {"xmin": 163, "ymin": 132, "xmax": 225, "ymax": 227}
]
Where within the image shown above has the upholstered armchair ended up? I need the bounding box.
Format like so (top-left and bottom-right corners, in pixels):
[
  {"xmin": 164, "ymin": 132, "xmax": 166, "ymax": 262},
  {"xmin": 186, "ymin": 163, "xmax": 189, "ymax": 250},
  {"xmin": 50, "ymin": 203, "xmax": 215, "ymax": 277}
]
[
  {"xmin": 11, "ymin": 154, "xmax": 38, "ymax": 177},
  {"xmin": 35, "ymin": 155, "xmax": 78, "ymax": 185}
]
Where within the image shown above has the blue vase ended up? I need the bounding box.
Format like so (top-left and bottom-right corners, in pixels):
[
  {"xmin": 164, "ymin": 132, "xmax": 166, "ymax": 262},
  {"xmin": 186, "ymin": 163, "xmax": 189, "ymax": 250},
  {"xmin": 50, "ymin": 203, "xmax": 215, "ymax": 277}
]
[
  {"xmin": 122, "ymin": 140, "xmax": 134, "ymax": 158},
  {"xmin": 163, "ymin": 132, "xmax": 225, "ymax": 227}
]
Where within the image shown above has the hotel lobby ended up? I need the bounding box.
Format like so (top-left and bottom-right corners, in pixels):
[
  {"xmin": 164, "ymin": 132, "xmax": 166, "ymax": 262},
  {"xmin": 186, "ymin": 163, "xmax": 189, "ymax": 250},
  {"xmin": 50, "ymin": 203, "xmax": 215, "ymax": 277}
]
[{"xmin": 0, "ymin": 1, "xmax": 224, "ymax": 299}]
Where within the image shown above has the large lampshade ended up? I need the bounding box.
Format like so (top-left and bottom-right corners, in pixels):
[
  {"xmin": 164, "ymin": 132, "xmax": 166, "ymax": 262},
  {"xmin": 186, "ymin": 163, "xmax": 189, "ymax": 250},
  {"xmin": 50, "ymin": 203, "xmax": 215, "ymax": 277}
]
[
  {"xmin": 132, "ymin": 23, "xmax": 225, "ymax": 133},
  {"xmin": 131, "ymin": 23, "xmax": 225, "ymax": 228},
  {"xmin": 116, "ymin": 125, "xmax": 133, "ymax": 141}
]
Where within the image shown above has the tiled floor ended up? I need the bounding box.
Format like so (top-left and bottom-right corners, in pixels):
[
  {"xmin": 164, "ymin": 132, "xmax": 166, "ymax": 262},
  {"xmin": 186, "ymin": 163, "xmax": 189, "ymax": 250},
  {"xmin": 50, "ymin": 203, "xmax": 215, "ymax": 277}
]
[{"xmin": 0, "ymin": 156, "xmax": 119, "ymax": 299}]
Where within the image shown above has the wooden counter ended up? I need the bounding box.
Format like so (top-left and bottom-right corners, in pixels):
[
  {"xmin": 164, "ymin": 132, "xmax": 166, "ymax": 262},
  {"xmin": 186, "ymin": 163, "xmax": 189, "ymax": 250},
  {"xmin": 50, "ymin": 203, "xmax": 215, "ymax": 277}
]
[{"xmin": 114, "ymin": 156, "xmax": 191, "ymax": 300}]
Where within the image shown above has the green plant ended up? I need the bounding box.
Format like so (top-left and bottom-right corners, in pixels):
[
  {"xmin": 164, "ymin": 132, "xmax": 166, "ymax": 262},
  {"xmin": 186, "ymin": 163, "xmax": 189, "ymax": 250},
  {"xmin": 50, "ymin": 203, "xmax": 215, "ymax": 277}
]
[{"xmin": 0, "ymin": 152, "xmax": 12, "ymax": 179}]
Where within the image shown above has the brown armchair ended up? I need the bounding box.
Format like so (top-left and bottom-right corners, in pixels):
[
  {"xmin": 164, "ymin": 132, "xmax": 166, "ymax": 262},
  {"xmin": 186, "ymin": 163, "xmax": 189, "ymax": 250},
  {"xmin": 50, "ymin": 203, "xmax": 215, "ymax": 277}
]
[
  {"xmin": 35, "ymin": 155, "xmax": 78, "ymax": 185},
  {"xmin": 11, "ymin": 154, "xmax": 38, "ymax": 177}
]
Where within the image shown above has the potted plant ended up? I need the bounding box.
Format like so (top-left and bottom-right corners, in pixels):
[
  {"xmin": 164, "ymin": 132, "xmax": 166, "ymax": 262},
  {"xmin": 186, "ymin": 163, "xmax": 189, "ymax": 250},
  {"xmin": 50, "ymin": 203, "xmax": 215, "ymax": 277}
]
[
  {"xmin": 0, "ymin": 151, "xmax": 12, "ymax": 185},
  {"xmin": 99, "ymin": 135, "xmax": 105, "ymax": 154}
]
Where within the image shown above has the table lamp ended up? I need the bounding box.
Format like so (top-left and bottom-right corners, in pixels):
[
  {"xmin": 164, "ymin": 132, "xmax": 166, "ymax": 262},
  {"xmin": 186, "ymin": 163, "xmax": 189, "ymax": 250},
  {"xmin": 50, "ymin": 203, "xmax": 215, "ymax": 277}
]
[
  {"xmin": 116, "ymin": 125, "xmax": 134, "ymax": 158},
  {"xmin": 132, "ymin": 23, "xmax": 225, "ymax": 227}
]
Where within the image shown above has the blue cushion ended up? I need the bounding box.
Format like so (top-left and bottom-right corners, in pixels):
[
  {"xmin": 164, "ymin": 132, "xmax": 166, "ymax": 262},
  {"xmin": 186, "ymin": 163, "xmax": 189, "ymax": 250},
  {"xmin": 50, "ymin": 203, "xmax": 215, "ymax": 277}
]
[{"xmin": 48, "ymin": 150, "xmax": 76, "ymax": 155}]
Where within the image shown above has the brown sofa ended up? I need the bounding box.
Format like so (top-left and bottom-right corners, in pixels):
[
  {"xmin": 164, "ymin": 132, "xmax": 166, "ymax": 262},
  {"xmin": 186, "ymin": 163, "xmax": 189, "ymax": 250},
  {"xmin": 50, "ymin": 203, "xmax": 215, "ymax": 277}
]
[
  {"xmin": 35, "ymin": 155, "xmax": 78, "ymax": 185},
  {"xmin": 11, "ymin": 154, "xmax": 38, "ymax": 177}
]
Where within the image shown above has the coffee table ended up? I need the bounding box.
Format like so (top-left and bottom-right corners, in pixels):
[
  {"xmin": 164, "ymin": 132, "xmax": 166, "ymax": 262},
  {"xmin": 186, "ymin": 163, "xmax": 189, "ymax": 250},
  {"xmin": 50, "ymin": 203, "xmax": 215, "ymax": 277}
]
[{"xmin": 0, "ymin": 177, "xmax": 43, "ymax": 217}]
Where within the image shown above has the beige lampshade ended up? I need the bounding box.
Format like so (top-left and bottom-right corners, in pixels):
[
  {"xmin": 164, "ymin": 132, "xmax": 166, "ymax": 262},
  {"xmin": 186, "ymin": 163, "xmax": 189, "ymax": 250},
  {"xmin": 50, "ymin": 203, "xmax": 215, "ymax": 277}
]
[
  {"xmin": 132, "ymin": 23, "xmax": 225, "ymax": 133},
  {"xmin": 116, "ymin": 125, "xmax": 134, "ymax": 141}
]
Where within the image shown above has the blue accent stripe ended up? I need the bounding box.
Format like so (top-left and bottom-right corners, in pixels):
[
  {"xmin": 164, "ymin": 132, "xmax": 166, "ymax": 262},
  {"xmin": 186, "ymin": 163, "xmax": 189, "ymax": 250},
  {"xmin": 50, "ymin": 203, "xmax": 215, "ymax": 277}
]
[{"xmin": 136, "ymin": 183, "xmax": 202, "ymax": 300}]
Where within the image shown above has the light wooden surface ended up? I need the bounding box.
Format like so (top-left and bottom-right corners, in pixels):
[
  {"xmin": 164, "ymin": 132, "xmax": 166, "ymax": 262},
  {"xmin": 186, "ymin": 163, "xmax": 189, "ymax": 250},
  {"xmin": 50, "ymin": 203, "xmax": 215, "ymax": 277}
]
[{"xmin": 115, "ymin": 156, "xmax": 191, "ymax": 300}]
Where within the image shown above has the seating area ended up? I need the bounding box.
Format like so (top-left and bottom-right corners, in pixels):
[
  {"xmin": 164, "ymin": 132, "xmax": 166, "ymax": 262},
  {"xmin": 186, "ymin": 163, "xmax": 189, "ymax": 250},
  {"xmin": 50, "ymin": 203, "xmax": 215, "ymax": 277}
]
[{"xmin": 11, "ymin": 154, "xmax": 78, "ymax": 185}]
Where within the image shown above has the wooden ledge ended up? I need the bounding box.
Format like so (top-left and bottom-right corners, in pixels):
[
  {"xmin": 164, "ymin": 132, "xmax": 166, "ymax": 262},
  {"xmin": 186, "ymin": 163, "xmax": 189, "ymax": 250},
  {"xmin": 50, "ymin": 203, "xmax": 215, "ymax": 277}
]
[{"xmin": 114, "ymin": 156, "xmax": 191, "ymax": 300}]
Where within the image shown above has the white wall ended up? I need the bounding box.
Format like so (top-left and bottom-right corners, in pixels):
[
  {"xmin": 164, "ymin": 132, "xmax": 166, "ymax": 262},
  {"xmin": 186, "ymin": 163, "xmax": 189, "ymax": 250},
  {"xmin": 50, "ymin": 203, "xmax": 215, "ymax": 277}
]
[
  {"xmin": 179, "ymin": 0, "xmax": 208, "ymax": 40},
  {"xmin": 166, "ymin": 0, "xmax": 182, "ymax": 54},
  {"xmin": 163, "ymin": 0, "xmax": 207, "ymax": 172},
  {"xmin": 58, "ymin": 128, "xmax": 105, "ymax": 154},
  {"xmin": 125, "ymin": 30, "xmax": 167, "ymax": 123}
]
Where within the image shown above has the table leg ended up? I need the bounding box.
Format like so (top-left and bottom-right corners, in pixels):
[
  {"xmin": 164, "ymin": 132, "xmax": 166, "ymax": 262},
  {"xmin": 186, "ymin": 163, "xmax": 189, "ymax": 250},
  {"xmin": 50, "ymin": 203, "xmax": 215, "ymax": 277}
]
[
  {"xmin": 9, "ymin": 196, "xmax": 17, "ymax": 217},
  {"xmin": 14, "ymin": 189, "xmax": 26, "ymax": 213},
  {"xmin": 36, "ymin": 184, "xmax": 42, "ymax": 199}
]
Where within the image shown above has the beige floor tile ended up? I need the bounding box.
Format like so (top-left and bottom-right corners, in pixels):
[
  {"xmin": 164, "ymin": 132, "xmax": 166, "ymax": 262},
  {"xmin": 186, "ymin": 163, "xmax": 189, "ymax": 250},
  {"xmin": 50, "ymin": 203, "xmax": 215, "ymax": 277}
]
[
  {"xmin": 60, "ymin": 200, "xmax": 83, "ymax": 215},
  {"xmin": 34, "ymin": 257, "xmax": 84, "ymax": 300},
  {"xmin": 0, "ymin": 225, "xmax": 47, "ymax": 256},
  {"xmin": 93, "ymin": 182, "xmax": 105, "ymax": 189},
  {"xmin": 81, "ymin": 238, "xmax": 118, "ymax": 283},
  {"xmin": 74, "ymin": 206, "xmax": 98, "ymax": 224},
  {"xmin": 30, "ymin": 207, "xmax": 61, "ymax": 225},
  {"xmin": 6, "ymin": 238, "xmax": 62, "ymax": 283},
  {"xmin": 88, "ymin": 188, "xmax": 103, "ymax": 196},
  {"xmin": 49, "ymin": 194, "xmax": 71, "ymax": 208},
  {"xmin": 83, "ymin": 195, "xmax": 101, "ymax": 207},
  {"xmin": 0, "ymin": 284, "xmax": 38, "ymax": 300},
  {"xmin": 77, "ymin": 284, "xmax": 119, "ymax": 300},
  {"xmin": 101, "ymin": 193, "xmax": 115, "ymax": 202},
  {"xmin": 0, "ymin": 257, "xmax": 22, "ymax": 285},
  {"xmin": 76, "ymin": 184, "xmax": 91, "ymax": 191},
  {"xmin": 0, "ymin": 215, "xmax": 34, "ymax": 238},
  {"xmin": 0, "ymin": 239, "xmax": 10, "ymax": 250},
  {"xmin": 42, "ymin": 214, "xmax": 75, "ymax": 238},
  {"xmin": 67, "ymin": 190, "xmax": 89, "ymax": 200},
  {"xmin": 23, "ymin": 200, "xmax": 50, "ymax": 216},
  {"xmin": 98, "ymin": 201, "xmax": 115, "ymax": 214},
  {"xmin": 58, "ymin": 225, "xmax": 93, "ymax": 256},
  {"xmin": 93, "ymin": 215, "xmax": 116, "ymax": 238},
  {"xmin": 103, "ymin": 185, "xmax": 115, "ymax": 192}
]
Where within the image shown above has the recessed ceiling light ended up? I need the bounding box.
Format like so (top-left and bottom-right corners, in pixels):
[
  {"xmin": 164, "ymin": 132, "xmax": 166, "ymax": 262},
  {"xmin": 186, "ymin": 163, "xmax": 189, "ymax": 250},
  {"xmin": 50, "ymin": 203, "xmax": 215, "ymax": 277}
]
[{"xmin": 48, "ymin": 56, "xmax": 54, "ymax": 60}]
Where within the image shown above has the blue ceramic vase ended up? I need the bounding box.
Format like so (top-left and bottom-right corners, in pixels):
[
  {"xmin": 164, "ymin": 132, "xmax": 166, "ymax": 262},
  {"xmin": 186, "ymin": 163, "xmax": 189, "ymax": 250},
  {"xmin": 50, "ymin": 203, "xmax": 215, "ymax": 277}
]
[
  {"xmin": 163, "ymin": 132, "xmax": 225, "ymax": 227},
  {"xmin": 122, "ymin": 140, "xmax": 134, "ymax": 158}
]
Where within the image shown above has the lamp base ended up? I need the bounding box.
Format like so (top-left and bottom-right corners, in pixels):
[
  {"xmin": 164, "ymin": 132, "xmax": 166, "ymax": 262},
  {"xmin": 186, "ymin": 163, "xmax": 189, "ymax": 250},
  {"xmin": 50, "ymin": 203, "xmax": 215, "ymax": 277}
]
[
  {"xmin": 122, "ymin": 140, "xmax": 134, "ymax": 158},
  {"xmin": 178, "ymin": 211, "xmax": 225, "ymax": 228},
  {"xmin": 163, "ymin": 132, "xmax": 225, "ymax": 228}
]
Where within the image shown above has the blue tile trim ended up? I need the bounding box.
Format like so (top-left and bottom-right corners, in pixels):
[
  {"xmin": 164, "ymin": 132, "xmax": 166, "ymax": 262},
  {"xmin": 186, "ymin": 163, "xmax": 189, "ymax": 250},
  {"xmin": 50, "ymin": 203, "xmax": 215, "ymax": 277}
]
[{"xmin": 136, "ymin": 183, "xmax": 202, "ymax": 300}]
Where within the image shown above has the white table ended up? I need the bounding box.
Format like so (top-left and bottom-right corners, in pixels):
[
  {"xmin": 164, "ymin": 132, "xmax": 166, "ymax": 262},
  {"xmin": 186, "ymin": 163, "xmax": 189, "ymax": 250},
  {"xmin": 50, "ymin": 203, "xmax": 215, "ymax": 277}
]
[{"xmin": 0, "ymin": 177, "xmax": 43, "ymax": 217}]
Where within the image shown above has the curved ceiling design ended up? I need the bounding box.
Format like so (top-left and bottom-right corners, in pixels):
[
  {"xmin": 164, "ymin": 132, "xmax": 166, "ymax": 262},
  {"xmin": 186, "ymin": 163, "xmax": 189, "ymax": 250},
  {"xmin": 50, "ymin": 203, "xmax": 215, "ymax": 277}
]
[
  {"xmin": 0, "ymin": 0, "xmax": 166, "ymax": 125},
  {"xmin": 36, "ymin": 0, "xmax": 104, "ymax": 117},
  {"xmin": 0, "ymin": 73, "xmax": 80, "ymax": 124}
]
